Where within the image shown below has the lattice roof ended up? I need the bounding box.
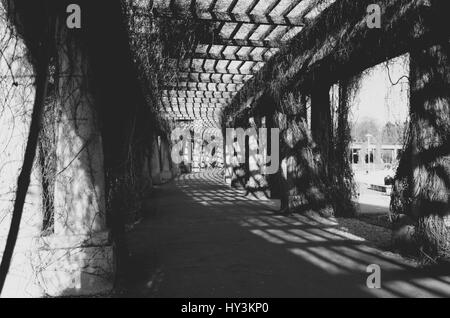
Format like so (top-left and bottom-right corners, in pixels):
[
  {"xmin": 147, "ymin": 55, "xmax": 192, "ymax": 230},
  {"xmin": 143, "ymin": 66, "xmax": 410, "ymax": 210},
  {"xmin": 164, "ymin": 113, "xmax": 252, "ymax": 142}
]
[{"xmin": 155, "ymin": 0, "xmax": 334, "ymax": 128}]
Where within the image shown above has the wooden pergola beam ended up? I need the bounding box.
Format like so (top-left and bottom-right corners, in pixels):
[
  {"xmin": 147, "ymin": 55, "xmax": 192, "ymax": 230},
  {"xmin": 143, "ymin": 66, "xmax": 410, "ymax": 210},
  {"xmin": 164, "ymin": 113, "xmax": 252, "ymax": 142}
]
[
  {"xmin": 225, "ymin": 0, "xmax": 450, "ymax": 116},
  {"xmin": 153, "ymin": 6, "xmax": 306, "ymax": 27},
  {"xmin": 176, "ymin": 49, "xmax": 275, "ymax": 62},
  {"xmin": 161, "ymin": 90, "xmax": 237, "ymax": 99},
  {"xmin": 162, "ymin": 82, "xmax": 244, "ymax": 92},
  {"xmin": 172, "ymin": 72, "xmax": 252, "ymax": 84},
  {"xmin": 160, "ymin": 97, "xmax": 231, "ymax": 104}
]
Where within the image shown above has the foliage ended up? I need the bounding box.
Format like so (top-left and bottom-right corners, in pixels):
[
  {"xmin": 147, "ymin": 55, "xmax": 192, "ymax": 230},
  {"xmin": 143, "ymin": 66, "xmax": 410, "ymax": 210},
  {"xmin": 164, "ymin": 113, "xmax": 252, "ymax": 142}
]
[
  {"xmin": 381, "ymin": 121, "xmax": 406, "ymax": 144},
  {"xmin": 351, "ymin": 118, "xmax": 380, "ymax": 143},
  {"xmin": 125, "ymin": 0, "xmax": 214, "ymax": 134}
]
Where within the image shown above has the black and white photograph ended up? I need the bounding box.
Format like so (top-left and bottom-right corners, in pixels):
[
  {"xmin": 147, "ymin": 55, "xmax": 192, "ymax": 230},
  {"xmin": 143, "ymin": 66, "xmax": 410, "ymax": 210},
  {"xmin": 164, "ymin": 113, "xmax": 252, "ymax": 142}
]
[{"xmin": 0, "ymin": 0, "xmax": 450, "ymax": 302}]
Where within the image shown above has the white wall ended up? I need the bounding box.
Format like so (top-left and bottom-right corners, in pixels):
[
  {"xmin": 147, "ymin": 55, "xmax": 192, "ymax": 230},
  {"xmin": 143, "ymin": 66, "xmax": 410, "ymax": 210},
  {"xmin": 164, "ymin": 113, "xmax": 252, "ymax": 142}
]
[{"xmin": 0, "ymin": 9, "xmax": 45, "ymax": 297}]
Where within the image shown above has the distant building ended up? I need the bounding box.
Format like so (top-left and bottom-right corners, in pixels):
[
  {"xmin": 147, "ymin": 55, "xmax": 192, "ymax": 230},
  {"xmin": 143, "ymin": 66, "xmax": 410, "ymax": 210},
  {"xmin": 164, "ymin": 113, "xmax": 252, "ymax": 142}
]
[{"xmin": 350, "ymin": 142, "xmax": 402, "ymax": 169}]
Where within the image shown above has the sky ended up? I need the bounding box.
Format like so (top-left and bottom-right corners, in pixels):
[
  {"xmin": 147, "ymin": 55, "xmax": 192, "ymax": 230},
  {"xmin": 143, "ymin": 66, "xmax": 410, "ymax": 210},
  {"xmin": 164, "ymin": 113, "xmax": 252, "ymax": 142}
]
[{"xmin": 349, "ymin": 54, "xmax": 410, "ymax": 127}]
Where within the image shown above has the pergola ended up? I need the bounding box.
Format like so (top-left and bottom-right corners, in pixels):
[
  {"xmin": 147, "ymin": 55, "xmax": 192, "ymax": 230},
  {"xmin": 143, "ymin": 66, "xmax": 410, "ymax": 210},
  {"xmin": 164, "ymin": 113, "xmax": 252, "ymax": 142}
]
[{"xmin": 154, "ymin": 0, "xmax": 335, "ymax": 128}]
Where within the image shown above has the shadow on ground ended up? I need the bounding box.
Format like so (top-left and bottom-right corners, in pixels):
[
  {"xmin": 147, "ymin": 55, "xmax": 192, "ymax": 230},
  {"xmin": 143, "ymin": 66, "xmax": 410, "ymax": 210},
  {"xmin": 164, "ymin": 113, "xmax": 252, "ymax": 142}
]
[{"xmin": 117, "ymin": 169, "xmax": 450, "ymax": 298}]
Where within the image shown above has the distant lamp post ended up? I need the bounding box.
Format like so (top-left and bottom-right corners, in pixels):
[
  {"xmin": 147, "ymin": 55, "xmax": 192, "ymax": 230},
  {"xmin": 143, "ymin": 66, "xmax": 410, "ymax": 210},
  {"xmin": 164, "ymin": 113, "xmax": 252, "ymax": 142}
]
[{"xmin": 365, "ymin": 134, "xmax": 373, "ymax": 172}]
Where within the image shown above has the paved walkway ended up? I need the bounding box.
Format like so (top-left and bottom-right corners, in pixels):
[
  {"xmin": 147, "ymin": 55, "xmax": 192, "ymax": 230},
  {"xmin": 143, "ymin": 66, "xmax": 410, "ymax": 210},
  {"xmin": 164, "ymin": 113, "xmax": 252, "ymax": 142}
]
[{"xmin": 120, "ymin": 170, "xmax": 450, "ymax": 298}]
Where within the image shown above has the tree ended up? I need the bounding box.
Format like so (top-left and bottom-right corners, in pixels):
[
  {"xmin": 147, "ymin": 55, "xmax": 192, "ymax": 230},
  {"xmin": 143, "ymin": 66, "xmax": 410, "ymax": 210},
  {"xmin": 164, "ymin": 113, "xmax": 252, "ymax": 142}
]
[
  {"xmin": 381, "ymin": 121, "xmax": 405, "ymax": 144},
  {"xmin": 351, "ymin": 117, "xmax": 380, "ymax": 143}
]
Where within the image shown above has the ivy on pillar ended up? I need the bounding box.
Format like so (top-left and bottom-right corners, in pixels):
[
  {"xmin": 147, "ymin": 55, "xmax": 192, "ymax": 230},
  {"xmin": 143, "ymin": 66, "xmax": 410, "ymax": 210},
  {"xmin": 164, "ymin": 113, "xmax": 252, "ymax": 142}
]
[
  {"xmin": 160, "ymin": 137, "xmax": 172, "ymax": 182},
  {"xmin": 245, "ymin": 116, "xmax": 270, "ymax": 199},
  {"xmin": 223, "ymin": 123, "xmax": 233, "ymax": 185},
  {"xmin": 142, "ymin": 149, "xmax": 153, "ymax": 193},
  {"xmin": 309, "ymin": 81, "xmax": 334, "ymax": 216},
  {"xmin": 37, "ymin": 27, "xmax": 113, "ymax": 296},
  {"xmin": 393, "ymin": 42, "xmax": 450, "ymax": 259},
  {"xmin": 332, "ymin": 79, "xmax": 356, "ymax": 217},
  {"xmin": 225, "ymin": 114, "xmax": 249, "ymax": 191},
  {"xmin": 150, "ymin": 135, "xmax": 162, "ymax": 185},
  {"xmin": 192, "ymin": 127, "xmax": 203, "ymax": 172},
  {"xmin": 276, "ymin": 91, "xmax": 308, "ymax": 213}
]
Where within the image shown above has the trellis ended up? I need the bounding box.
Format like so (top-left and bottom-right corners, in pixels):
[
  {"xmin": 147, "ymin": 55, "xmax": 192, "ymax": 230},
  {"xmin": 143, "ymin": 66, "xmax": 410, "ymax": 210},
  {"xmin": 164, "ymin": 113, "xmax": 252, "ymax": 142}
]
[{"xmin": 154, "ymin": 0, "xmax": 332, "ymax": 127}]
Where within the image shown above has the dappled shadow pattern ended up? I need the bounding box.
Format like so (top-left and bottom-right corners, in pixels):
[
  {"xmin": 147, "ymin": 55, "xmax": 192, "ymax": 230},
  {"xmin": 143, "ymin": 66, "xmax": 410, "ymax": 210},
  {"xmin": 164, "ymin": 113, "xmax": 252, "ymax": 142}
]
[{"xmin": 121, "ymin": 170, "xmax": 450, "ymax": 298}]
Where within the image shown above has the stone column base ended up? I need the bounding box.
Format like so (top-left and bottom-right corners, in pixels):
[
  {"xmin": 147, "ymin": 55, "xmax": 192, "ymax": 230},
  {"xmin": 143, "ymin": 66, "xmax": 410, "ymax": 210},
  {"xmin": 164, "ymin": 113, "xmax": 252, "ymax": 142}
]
[
  {"xmin": 34, "ymin": 231, "xmax": 114, "ymax": 297},
  {"xmin": 245, "ymin": 173, "xmax": 270, "ymax": 200},
  {"xmin": 161, "ymin": 170, "xmax": 172, "ymax": 181},
  {"xmin": 172, "ymin": 166, "xmax": 180, "ymax": 177},
  {"xmin": 288, "ymin": 195, "xmax": 307, "ymax": 210},
  {"xmin": 245, "ymin": 190, "xmax": 271, "ymax": 200},
  {"xmin": 152, "ymin": 173, "xmax": 162, "ymax": 185}
]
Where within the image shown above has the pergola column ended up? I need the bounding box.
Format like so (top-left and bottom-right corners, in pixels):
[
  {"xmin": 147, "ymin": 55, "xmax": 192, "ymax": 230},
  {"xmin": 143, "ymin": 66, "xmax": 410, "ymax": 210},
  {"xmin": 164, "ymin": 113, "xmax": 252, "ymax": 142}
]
[
  {"xmin": 192, "ymin": 127, "xmax": 203, "ymax": 172},
  {"xmin": 160, "ymin": 137, "xmax": 173, "ymax": 182},
  {"xmin": 309, "ymin": 82, "xmax": 334, "ymax": 215},
  {"xmin": 245, "ymin": 117, "xmax": 270, "ymax": 199},
  {"xmin": 311, "ymin": 84, "xmax": 332, "ymax": 178},
  {"xmin": 224, "ymin": 126, "xmax": 233, "ymax": 185},
  {"xmin": 225, "ymin": 125, "xmax": 247, "ymax": 191},
  {"xmin": 333, "ymin": 79, "xmax": 356, "ymax": 216},
  {"xmin": 38, "ymin": 30, "xmax": 113, "ymax": 296},
  {"xmin": 150, "ymin": 135, "xmax": 162, "ymax": 185},
  {"xmin": 407, "ymin": 42, "xmax": 450, "ymax": 251},
  {"xmin": 142, "ymin": 150, "xmax": 152, "ymax": 192},
  {"xmin": 278, "ymin": 92, "xmax": 308, "ymax": 212}
]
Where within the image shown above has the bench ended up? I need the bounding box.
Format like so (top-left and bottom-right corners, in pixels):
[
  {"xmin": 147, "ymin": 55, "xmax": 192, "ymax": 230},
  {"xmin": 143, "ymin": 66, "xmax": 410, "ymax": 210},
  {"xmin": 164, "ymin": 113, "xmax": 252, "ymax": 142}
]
[{"xmin": 369, "ymin": 183, "xmax": 392, "ymax": 195}]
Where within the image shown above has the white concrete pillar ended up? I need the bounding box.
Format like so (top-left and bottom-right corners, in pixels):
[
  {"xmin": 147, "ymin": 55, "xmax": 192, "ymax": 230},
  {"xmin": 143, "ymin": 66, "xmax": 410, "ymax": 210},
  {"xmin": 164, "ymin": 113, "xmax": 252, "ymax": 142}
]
[
  {"xmin": 224, "ymin": 128, "xmax": 246, "ymax": 189},
  {"xmin": 53, "ymin": 87, "xmax": 106, "ymax": 236},
  {"xmin": 141, "ymin": 151, "xmax": 152, "ymax": 194},
  {"xmin": 0, "ymin": 58, "xmax": 44, "ymax": 297},
  {"xmin": 35, "ymin": 33, "xmax": 113, "ymax": 297},
  {"xmin": 245, "ymin": 125, "xmax": 270, "ymax": 200},
  {"xmin": 224, "ymin": 129, "xmax": 233, "ymax": 185},
  {"xmin": 160, "ymin": 138, "xmax": 172, "ymax": 182},
  {"xmin": 150, "ymin": 135, "xmax": 162, "ymax": 184},
  {"xmin": 191, "ymin": 128, "xmax": 203, "ymax": 172}
]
